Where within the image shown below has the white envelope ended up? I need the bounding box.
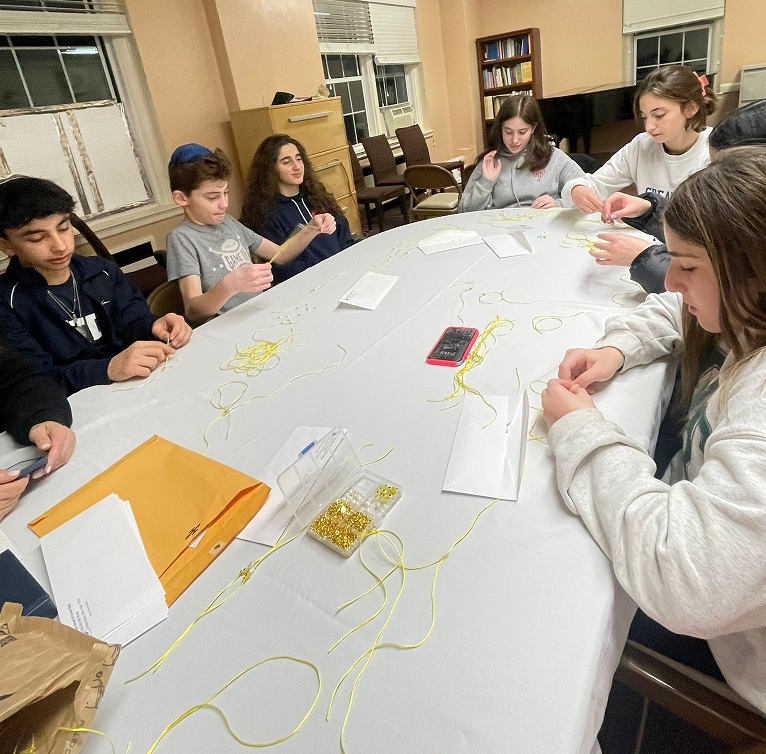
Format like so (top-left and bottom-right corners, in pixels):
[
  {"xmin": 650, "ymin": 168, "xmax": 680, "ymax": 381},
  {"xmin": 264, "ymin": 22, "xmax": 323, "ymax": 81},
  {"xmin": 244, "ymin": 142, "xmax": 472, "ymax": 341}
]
[
  {"xmin": 417, "ymin": 230, "xmax": 487, "ymax": 255},
  {"xmin": 339, "ymin": 272, "xmax": 398, "ymax": 310},
  {"xmin": 443, "ymin": 392, "xmax": 529, "ymax": 500},
  {"xmin": 483, "ymin": 231, "xmax": 532, "ymax": 258},
  {"xmin": 238, "ymin": 426, "xmax": 334, "ymax": 546}
]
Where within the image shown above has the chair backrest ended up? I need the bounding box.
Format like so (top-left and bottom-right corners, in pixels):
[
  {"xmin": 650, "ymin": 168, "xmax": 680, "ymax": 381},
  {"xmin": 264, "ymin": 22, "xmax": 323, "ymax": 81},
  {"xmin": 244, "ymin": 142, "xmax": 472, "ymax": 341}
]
[
  {"xmin": 403, "ymin": 164, "xmax": 461, "ymax": 194},
  {"xmin": 361, "ymin": 135, "xmax": 399, "ymax": 182},
  {"xmin": 348, "ymin": 145, "xmax": 365, "ymax": 188},
  {"xmin": 461, "ymin": 159, "xmax": 480, "ymax": 187},
  {"xmin": 146, "ymin": 279, "xmax": 185, "ymax": 318},
  {"xmin": 395, "ymin": 125, "xmax": 430, "ymax": 167},
  {"xmin": 616, "ymin": 641, "xmax": 766, "ymax": 749},
  {"xmin": 569, "ymin": 152, "xmax": 598, "ymax": 173},
  {"xmin": 70, "ymin": 213, "xmax": 113, "ymax": 260}
]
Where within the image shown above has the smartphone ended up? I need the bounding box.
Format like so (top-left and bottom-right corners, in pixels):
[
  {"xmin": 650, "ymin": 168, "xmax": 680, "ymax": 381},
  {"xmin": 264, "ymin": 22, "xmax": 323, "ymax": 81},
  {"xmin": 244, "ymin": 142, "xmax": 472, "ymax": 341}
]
[
  {"xmin": 5, "ymin": 455, "xmax": 47, "ymax": 479},
  {"xmin": 426, "ymin": 327, "xmax": 479, "ymax": 367}
]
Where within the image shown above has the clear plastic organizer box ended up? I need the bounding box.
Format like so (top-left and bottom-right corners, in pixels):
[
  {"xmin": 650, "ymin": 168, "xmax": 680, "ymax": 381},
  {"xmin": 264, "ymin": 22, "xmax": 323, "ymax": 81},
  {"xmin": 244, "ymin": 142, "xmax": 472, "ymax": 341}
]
[{"xmin": 277, "ymin": 428, "xmax": 402, "ymax": 557}]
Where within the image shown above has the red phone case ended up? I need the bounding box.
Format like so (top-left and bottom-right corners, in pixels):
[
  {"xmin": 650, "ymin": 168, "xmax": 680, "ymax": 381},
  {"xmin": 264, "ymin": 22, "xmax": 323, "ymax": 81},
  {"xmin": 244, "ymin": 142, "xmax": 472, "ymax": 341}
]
[{"xmin": 426, "ymin": 327, "xmax": 479, "ymax": 367}]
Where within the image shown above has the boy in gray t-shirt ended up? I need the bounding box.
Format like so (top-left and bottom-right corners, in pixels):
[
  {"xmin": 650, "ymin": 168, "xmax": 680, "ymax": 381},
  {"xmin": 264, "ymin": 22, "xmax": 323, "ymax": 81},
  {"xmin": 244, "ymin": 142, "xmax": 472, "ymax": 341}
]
[{"xmin": 165, "ymin": 144, "xmax": 336, "ymax": 324}]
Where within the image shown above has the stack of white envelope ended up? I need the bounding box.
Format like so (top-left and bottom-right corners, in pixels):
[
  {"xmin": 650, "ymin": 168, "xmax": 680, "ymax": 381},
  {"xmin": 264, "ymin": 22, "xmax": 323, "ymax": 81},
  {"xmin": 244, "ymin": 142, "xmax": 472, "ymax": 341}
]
[{"xmin": 40, "ymin": 493, "xmax": 167, "ymax": 646}]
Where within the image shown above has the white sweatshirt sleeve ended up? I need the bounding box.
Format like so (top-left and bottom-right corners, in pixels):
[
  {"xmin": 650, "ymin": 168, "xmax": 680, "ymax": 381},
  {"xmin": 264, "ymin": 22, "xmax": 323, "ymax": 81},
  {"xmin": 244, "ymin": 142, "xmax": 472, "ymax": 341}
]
[{"xmin": 561, "ymin": 135, "xmax": 643, "ymax": 206}]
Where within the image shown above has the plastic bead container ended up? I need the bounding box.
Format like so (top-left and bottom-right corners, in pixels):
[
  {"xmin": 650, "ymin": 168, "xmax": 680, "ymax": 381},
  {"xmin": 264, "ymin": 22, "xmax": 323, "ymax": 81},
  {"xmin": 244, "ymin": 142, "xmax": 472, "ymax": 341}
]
[{"xmin": 278, "ymin": 428, "xmax": 401, "ymax": 557}]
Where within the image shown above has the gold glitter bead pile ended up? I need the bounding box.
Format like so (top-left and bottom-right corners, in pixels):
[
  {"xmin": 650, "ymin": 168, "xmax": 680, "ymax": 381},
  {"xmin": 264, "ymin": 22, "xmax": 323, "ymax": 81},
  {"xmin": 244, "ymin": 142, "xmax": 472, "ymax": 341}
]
[
  {"xmin": 309, "ymin": 515, "xmax": 357, "ymax": 551},
  {"xmin": 326, "ymin": 500, "xmax": 372, "ymax": 532}
]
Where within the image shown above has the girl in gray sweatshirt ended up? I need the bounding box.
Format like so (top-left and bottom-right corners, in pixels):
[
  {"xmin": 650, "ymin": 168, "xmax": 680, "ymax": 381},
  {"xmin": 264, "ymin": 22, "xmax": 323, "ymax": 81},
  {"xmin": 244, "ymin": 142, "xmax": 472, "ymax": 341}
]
[{"xmin": 459, "ymin": 95, "xmax": 584, "ymax": 211}]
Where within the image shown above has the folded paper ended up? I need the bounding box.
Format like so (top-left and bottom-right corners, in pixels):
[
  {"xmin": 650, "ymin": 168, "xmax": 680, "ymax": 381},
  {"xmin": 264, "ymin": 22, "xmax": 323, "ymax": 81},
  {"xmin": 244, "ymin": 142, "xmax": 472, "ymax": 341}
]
[
  {"xmin": 417, "ymin": 230, "xmax": 486, "ymax": 255},
  {"xmin": 443, "ymin": 392, "xmax": 528, "ymax": 500},
  {"xmin": 483, "ymin": 231, "xmax": 533, "ymax": 258}
]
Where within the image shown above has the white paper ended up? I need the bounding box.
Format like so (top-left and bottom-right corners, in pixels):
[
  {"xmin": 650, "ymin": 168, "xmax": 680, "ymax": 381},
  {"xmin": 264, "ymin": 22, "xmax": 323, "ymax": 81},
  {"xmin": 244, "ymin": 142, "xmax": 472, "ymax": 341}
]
[
  {"xmin": 0, "ymin": 527, "xmax": 21, "ymax": 560},
  {"xmin": 238, "ymin": 426, "xmax": 334, "ymax": 546},
  {"xmin": 417, "ymin": 230, "xmax": 486, "ymax": 255},
  {"xmin": 483, "ymin": 231, "xmax": 532, "ymax": 258},
  {"xmin": 40, "ymin": 494, "xmax": 167, "ymax": 646},
  {"xmin": 339, "ymin": 272, "xmax": 398, "ymax": 310},
  {"xmin": 443, "ymin": 392, "xmax": 529, "ymax": 500}
]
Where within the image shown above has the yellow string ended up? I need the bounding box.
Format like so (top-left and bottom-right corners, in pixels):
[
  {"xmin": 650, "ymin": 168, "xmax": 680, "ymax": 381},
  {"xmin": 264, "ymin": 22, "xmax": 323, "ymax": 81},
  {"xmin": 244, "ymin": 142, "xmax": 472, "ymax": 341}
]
[
  {"xmin": 448, "ymin": 281, "xmax": 475, "ymax": 325},
  {"xmin": 127, "ymin": 522, "xmax": 304, "ymax": 682},
  {"xmin": 201, "ymin": 345, "xmax": 348, "ymax": 453},
  {"xmin": 528, "ymin": 404, "xmax": 548, "ymax": 444},
  {"xmin": 144, "ymin": 656, "xmax": 321, "ymax": 753},
  {"xmin": 528, "ymin": 379, "xmax": 547, "ymax": 395},
  {"xmin": 113, "ymin": 350, "xmax": 181, "ymax": 393},
  {"xmin": 220, "ymin": 331, "xmax": 297, "ymax": 376},
  {"xmin": 559, "ymin": 231, "xmax": 599, "ymax": 253},
  {"xmin": 481, "ymin": 210, "xmax": 537, "ymax": 225},
  {"xmin": 478, "ymin": 287, "xmax": 539, "ymax": 306},
  {"xmin": 531, "ymin": 312, "xmax": 583, "ymax": 333},
  {"xmin": 327, "ymin": 499, "xmax": 500, "ymax": 754},
  {"xmin": 371, "ymin": 236, "xmax": 417, "ymax": 273},
  {"xmin": 429, "ymin": 316, "xmax": 514, "ymax": 426}
]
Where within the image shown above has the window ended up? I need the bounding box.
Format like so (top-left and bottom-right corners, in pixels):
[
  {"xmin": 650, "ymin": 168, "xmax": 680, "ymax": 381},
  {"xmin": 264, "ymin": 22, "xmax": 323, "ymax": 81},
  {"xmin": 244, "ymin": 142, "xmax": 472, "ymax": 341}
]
[
  {"xmin": 0, "ymin": 2, "xmax": 175, "ymax": 235},
  {"xmin": 374, "ymin": 63, "xmax": 408, "ymax": 107},
  {"xmin": 322, "ymin": 53, "xmax": 370, "ymax": 144},
  {"xmin": 314, "ymin": 0, "xmax": 423, "ymax": 144},
  {"xmin": 0, "ymin": 34, "xmax": 115, "ymax": 109},
  {"xmin": 634, "ymin": 24, "xmax": 711, "ymax": 81}
]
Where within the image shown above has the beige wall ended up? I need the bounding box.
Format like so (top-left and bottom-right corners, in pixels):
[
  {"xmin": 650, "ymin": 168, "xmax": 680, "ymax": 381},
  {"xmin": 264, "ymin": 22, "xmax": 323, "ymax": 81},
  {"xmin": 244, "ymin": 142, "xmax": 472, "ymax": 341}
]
[{"xmin": 92, "ymin": 0, "xmax": 766, "ymax": 257}]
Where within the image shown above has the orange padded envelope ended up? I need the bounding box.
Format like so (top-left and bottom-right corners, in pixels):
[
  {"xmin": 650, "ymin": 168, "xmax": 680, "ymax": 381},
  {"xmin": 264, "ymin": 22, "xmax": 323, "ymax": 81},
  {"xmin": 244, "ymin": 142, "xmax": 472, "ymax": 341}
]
[{"xmin": 28, "ymin": 435, "xmax": 270, "ymax": 606}]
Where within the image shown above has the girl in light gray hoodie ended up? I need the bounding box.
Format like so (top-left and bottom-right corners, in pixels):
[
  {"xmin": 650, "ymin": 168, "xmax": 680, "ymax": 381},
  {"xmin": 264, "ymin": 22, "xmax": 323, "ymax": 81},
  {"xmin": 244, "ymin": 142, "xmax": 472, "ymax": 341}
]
[
  {"xmin": 541, "ymin": 147, "xmax": 766, "ymax": 714},
  {"xmin": 459, "ymin": 95, "xmax": 584, "ymax": 211}
]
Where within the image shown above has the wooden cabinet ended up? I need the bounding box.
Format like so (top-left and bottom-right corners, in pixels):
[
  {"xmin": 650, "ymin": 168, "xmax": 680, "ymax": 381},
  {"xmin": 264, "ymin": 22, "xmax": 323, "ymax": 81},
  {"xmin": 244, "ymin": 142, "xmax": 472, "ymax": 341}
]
[
  {"xmin": 230, "ymin": 97, "xmax": 361, "ymax": 237},
  {"xmin": 475, "ymin": 28, "xmax": 542, "ymax": 148}
]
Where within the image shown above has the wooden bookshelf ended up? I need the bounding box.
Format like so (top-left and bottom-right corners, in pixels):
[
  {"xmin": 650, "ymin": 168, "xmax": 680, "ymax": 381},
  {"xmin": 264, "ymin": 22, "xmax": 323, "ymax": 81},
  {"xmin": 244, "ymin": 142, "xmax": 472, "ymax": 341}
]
[{"xmin": 476, "ymin": 27, "xmax": 542, "ymax": 148}]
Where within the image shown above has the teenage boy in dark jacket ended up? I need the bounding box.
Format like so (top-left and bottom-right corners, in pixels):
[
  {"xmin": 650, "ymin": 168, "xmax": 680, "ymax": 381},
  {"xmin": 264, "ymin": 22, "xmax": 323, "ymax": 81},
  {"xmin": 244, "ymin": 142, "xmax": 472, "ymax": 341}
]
[{"xmin": 0, "ymin": 176, "xmax": 193, "ymax": 395}]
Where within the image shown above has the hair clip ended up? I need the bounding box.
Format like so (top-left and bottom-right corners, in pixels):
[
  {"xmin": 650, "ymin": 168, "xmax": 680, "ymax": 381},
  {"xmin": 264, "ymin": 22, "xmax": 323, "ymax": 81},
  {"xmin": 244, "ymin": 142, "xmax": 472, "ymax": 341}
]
[{"xmin": 693, "ymin": 71, "xmax": 709, "ymax": 96}]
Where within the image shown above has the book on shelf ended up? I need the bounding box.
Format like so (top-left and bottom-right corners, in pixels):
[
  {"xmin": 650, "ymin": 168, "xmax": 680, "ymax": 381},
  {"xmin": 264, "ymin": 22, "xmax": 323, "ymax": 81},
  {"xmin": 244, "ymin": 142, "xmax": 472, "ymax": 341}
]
[
  {"xmin": 483, "ymin": 34, "xmax": 530, "ymax": 61},
  {"xmin": 483, "ymin": 62, "xmax": 533, "ymax": 89},
  {"xmin": 483, "ymin": 91, "xmax": 534, "ymax": 120}
]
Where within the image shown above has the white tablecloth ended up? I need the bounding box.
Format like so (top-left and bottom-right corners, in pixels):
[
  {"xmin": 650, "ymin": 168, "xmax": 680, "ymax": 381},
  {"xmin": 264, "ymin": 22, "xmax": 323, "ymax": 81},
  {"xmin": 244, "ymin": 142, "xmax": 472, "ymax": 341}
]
[{"xmin": 0, "ymin": 208, "xmax": 673, "ymax": 754}]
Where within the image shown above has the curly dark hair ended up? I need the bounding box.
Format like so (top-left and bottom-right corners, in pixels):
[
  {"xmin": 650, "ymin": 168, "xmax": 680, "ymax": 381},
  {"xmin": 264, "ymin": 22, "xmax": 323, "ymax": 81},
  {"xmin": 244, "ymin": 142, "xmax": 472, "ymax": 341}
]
[
  {"xmin": 486, "ymin": 95, "xmax": 553, "ymax": 173},
  {"xmin": 240, "ymin": 134, "xmax": 342, "ymax": 230}
]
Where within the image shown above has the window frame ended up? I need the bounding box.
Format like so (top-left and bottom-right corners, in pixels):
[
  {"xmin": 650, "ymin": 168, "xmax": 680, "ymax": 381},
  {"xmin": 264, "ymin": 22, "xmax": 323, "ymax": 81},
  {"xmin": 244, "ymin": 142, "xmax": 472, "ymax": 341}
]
[
  {"xmin": 622, "ymin": 18, "xmax": 724, "ymax": 89},
  {"xmin": 0, "ymin": 9, "xmax": 177, "ymax": 239}
]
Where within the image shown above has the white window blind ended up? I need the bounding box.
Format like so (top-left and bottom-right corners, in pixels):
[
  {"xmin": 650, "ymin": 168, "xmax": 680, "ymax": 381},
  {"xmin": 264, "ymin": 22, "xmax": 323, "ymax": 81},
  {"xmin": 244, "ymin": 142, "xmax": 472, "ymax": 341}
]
[
  {"xmin": 314, "ymin": 0, "xmax": 374, "ymax": 53},
  {"xmin": 623, "ymin": 0, "xmax": 725, "ymax": 34},
  {"xmin": 368, "ymin": 1, "xmax": 419, "ymax": 65}
]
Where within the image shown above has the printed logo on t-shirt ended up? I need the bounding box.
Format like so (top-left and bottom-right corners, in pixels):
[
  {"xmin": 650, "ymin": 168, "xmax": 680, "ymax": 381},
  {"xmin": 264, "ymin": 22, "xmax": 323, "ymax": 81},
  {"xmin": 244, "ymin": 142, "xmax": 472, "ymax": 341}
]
[
  {"xmin": 211, "ymin": 238, "xmax": 250, "ymax": 271},
  {"xmin": 646, "ymin": 186, "xmax": 672, "ymax": 199}
]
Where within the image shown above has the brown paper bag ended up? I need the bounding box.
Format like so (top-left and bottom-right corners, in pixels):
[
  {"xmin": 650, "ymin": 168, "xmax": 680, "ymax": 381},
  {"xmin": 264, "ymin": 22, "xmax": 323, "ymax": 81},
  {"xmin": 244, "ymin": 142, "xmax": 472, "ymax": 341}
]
[{"xmin": 0, "ymin": 602, "xmax": 120, "ymax": 754}]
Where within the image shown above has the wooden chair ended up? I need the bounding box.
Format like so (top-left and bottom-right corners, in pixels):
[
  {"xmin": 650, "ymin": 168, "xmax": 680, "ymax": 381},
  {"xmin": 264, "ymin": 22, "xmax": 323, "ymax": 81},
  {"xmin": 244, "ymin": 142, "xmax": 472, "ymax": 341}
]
[
  {"xmin": 360, "ymin": 135, "xmax": 406, "ymax": 188},
  {"xmin": 349, "ymin": 146, "xmax": 407, "ymax": 232},
  {"xmin": 403, "ymin": 164, "xmax": 461, "ymax": 221},
  {"xmin": 146, "ymin": 279, "xmax": 185, "ymax": 318},
  {"xmin": 615, "ymin": 641, "xmax": 766, "ymax": 753},
  {"xmin": 395, "ymin": 125, "xmax": 463, "ymax": 174},
  {"xmin": 70, "ymin": 213, "xmax": 167, "ymax": 299}
]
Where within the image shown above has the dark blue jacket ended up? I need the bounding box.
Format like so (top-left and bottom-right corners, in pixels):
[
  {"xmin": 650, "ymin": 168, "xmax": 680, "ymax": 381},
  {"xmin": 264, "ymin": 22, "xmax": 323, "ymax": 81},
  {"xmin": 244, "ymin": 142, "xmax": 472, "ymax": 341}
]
[
  {"xmin": 0, "ymin": 255, "xmax": 157, "ymax": 395},
  {"xmin": 255, "ymin": 191, "xmax": 356, "ymax": 285}
]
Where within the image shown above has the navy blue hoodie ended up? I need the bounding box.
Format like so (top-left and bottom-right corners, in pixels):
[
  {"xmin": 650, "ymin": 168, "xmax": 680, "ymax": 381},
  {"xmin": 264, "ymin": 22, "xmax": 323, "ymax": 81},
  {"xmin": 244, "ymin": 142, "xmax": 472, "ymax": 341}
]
[{"xmin": 255, "ymin": 190, "xmax": 356, "ymax": 285}]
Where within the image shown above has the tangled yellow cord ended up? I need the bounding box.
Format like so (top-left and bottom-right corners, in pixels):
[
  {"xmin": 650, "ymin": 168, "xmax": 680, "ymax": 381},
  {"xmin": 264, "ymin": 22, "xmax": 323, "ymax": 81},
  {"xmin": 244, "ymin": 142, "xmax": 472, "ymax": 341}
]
[
  {"xmin": 326, "ymin": 499, "xmax": 500, "ymax": 754},
  {"xmin": 220, "ymin": 331, "xmax": 297, "ymax": 376},
  {"xmin": 201, "ymin": 345, "xmax": 348, "ymax": 453},
  {"xmin": 430, "ymin": 316, "xmax": 514, "ymax": 426},
  {"xmin": 478, "ymin": 287, "xmax": 539, "ymax": 306},
  {"xmin": 531, "ymin": 312, "xmax": 583, "ymax": 333},
  {"xmin": 559, "ymin": 231, "xmax": 600, "ymax": 253}
]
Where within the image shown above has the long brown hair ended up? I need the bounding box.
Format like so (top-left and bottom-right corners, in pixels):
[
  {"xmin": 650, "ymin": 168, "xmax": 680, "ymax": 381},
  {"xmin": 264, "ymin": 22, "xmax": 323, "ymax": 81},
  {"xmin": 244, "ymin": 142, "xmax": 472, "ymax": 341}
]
[
  {"xmin": 486, "ymin": 95, "xmax": 552, "ymax": 172},
  {"xmin": 240, "ymin": 134, "xmax": 342, "ymax": 230},
  {"xmin": 633, "ymin": 64, "xmax": 717, "ymax": 133},
  {"xmin": 663, "ymin": 146, "xmax": 766, "ymax": 408}
]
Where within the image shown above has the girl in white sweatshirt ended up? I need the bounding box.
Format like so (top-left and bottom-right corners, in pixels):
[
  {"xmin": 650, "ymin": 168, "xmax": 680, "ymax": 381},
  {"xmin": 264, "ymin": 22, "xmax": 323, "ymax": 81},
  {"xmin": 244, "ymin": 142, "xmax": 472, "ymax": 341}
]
[{"xmin": 542, "ymin": 147, "xmax": 766, "ymax": 714}]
